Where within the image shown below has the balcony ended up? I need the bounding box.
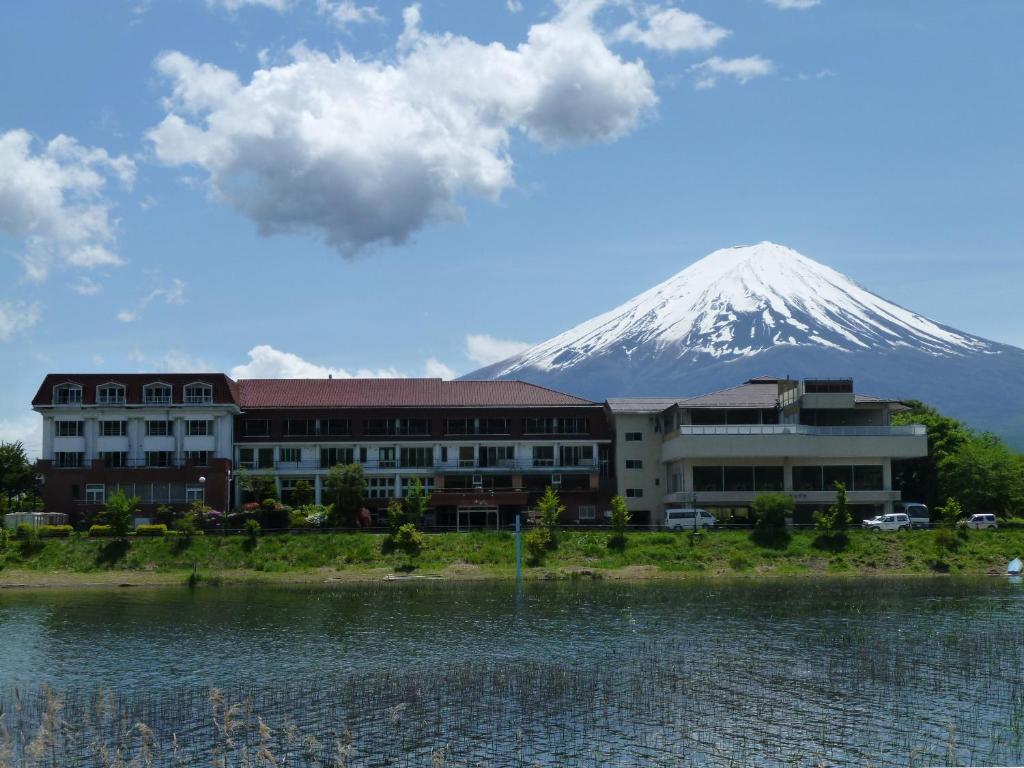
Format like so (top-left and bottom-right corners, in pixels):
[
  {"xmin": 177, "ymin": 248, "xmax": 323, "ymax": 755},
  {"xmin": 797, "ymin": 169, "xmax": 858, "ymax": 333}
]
[
  {"xmin": 664, "ymin": 489, "xmax": 902, "ymax": 505},
  {"xmin": 245, "ymin": 458, "xmax": 602, "ymax": 473},
  {"xmin": 663, "ymin": 424, "xmax": 927, "ymax": 460}
]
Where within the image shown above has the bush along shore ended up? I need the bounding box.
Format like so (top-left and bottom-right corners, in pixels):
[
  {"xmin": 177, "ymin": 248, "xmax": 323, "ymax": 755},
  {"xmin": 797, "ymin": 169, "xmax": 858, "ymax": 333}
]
[{"xmin": 1, "ymin": 525, "xmax": 1023, "ymax": 586}]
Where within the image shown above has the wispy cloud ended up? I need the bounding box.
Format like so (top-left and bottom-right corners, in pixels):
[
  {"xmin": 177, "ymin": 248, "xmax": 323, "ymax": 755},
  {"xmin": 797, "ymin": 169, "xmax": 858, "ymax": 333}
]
[
  {"xmin": 613, "ymin": 6, "xmax": 729, "ymax": 52},
  {"xmin": 765, "ymin": 0, "xmax": 821, "ymax": 9},
  {"xmin": 692, "ymin": 55, "xmax": 775, "ymax": 88},
  {"xmin": 71, "ymin": 276, "xmax": 103, "ymax": 296},
  {"xmin": 465, "ymin": 334, "xmax": 532, "ymax": 367},
  {"xmin": 0, "ymin": 300, "xmax": 41, "ymax": 341},
  {"xmin": 117, "ymin": 278, "xmax": 186, "ymax": 322},
  {"xmin": 316, "ymin": 0, "xmax": 383, "ymax": 30}
]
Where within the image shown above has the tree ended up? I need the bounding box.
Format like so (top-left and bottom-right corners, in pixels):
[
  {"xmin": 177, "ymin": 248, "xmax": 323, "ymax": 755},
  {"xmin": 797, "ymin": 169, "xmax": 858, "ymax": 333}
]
[
  {"xmin": 323, "ymin": 463, "xmax": 367, "ymax": 525},
  {"xmin": 290, "ymin": 479, "xmax": 314, "ymax": 507},
  {"xmin": 404, "ymin": 477, "xmax": 430, "ymax": 527},
  {"xmin": 0, "ymin": 441, "xmax": 34, "ymax": 512},
  {"xmin": 385, "ymin": 498, "xmax": 405, "ymax": 536},
  {"xmin": 752, "ymin": 493, "xmax": 793, "ymax": 531},
  {"xmin": 535, "ymin": 486, "xmax": 565, "ymax": 549},
  {"xmin": 939, "ymin": 433, "xmax": 1024, "ymax": 516},
  {"xmin": 608, "ymin": 495, "xmax": 631, "ymax": 550},
  {"xmin": 103, "ymin": 490, "xmax": 139, "ymax": 539},
  {"xmin": 891, "ymin": 402, "xmax": 972, "ymax": 510},
  {"xmin": 237, "ymin": 469, "xmax": 277, "ymax": 505}
]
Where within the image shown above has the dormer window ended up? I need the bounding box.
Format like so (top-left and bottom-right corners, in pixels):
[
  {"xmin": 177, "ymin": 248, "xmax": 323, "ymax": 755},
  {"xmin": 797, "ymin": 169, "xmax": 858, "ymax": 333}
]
[
  {"xmin": 53, "ymin": 383, "xmax": 83, "ymax": 405},
  {"xmin": 97, "ymin": 383, "xmax": 126, "ymax": 405},
  {"xmin": 183, "ymin": 382, "xmax": 213, "ymax": 405},
  {"xmin": 143, "ymin": 382, "xmax": 172, "ymax": 405}
]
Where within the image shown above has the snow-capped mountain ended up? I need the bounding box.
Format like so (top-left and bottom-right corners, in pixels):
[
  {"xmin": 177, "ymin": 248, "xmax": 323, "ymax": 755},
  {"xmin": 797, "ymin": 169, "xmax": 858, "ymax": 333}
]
[{"xmin": 466, "ymin": 242, "xmax": 1024, "ymax": 445}]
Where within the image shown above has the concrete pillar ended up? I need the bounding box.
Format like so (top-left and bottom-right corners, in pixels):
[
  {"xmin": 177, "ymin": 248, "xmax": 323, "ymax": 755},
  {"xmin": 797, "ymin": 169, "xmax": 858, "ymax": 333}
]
[
  {"xmin": 314, "ymin": 474, "xmax": 322, "ymax": 505},
  {"xmin": 42, "ymin": 416, "xmax": 54, "ymax": 459},
  {"xmin": 128, "ymin": 417, "xmax": 144, "ymax": 464},
  {"xmin": 84, "ymin": 417, "xmax": 98, "ymax": 463},
  {"xmin": 783, "ymin": 459, "xmax": 793, "ymax": 492},
  {"xmin": 394, "ymin": 472, "xmax": 403, "ymax": 498},
  {"xmin": 174, "ymin": 417, "xmax": 185, "ymax": 463}
]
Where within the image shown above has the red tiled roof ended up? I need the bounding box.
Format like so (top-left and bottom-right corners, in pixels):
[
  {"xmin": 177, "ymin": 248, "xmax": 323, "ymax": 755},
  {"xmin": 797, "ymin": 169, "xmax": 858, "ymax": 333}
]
[
  {"xmin": 235, "ymin": 378, "xmax": 595, "ymax": 408},
  {"xmin": 32, "ymin": 373, "xmax": 238, "ymax": 406}
]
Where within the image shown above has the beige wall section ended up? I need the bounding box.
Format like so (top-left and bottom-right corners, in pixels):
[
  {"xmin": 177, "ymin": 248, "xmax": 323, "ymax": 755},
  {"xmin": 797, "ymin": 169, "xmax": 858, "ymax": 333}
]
[
  {"xmin": 661, "ymin": 432, "xmax": 926, "ymax": 462},
  {"xmin": 609, "ymin": 412, "xmax": 665, "ymax": 525}
]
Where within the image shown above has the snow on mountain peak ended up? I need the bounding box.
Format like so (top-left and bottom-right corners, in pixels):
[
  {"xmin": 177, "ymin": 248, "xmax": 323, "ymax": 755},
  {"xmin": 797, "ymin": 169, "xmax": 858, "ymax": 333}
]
[{"xmin": 493, "ymin": 242, "xmax": 992, "ymax": 374}]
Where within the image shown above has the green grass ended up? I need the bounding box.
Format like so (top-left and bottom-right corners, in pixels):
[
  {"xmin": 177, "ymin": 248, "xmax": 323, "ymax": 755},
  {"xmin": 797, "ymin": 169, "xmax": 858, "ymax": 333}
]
[{"xmin": 1, "ymin": 528, "xmax": 1022, "ymax": 581}]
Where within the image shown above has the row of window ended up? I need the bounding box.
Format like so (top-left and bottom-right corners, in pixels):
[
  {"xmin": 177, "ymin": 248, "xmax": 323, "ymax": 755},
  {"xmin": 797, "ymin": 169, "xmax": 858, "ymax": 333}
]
[
  {"xmin": 82, "ymin": 483, "xmax": 205, "ymax": 505},
  {"xmin": 238, "ymin": 445, "xmax": 596, "ymax": 470},
  {"xmin": 241, "ymin": 416, "xmax": 592, "ymax": 438},
  {"xmin": 54, "ymin": 419, "xmax": 216, "ymax": 437},
  {"xmin": 680, "ymin": 465, "xmax": 885, "ymax": 493},
  {"xmin": 53, "ymin": 451, "xmax": 212, "ymax": 468},
  {"xmin": 53, "ymin": 382, "xmax": 214, "ymax": 405}
]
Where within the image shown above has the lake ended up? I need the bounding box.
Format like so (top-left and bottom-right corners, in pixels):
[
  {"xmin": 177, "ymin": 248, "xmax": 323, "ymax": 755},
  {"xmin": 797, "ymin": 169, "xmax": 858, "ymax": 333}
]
[{"xmin": 1, "ymin": 577, "xmax": 1021, "ymax": 766}]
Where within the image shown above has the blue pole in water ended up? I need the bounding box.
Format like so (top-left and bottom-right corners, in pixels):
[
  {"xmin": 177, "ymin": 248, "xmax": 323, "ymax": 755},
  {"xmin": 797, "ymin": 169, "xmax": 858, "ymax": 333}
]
[{"xmin": 515, "ymin": 512, "xmax": 522, "ymax": 591}]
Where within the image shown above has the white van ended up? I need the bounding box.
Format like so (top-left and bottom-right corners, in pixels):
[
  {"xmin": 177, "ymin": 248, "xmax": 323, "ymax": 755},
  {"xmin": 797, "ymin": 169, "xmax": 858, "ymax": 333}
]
[
  {"xmin": 862, "ymin": 513, "xmax": 911, "ymax": 532},
  {"xmin": 665, "ymin": 509, "xmax": 716, "ymax": 531}
]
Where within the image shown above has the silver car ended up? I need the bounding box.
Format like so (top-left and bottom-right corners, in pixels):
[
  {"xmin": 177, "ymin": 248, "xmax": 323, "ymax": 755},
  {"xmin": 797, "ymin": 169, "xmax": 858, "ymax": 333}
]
[
  {"xmin": 665, "ymin": 508, "xmax": 717, "ymax": 531},
  {"xmin": 966, "ymin": 514, "xmax": 998, "ymax": 530}
]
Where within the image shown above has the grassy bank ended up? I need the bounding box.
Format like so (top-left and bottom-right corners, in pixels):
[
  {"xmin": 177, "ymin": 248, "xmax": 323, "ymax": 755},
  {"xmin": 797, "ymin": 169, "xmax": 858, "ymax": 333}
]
[{"xmin": 2, "ymin": 527, "xmax": 1023, "ymax": 586}]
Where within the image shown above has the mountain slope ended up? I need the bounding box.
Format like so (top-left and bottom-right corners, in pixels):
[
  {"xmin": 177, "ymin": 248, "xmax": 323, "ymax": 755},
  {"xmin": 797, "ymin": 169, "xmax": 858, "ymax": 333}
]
[{"xmin": 466, "ymin": 242, "xmax": 1024, "ymax": 446}]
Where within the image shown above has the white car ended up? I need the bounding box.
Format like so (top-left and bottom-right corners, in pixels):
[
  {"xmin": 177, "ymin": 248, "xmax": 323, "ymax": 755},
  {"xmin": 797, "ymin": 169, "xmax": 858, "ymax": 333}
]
[
  {"xmin": 966, "ymin": 513, "xmax": 998, "ymax": 530},
  {"xmin": 895, "ymin": 503, "xmax": 930, "ymax": 529},
  {"xmin": 665, "ymin": 508, "xmax": 717, "ymax": 531},
  {"xmin": 862, "ymin": 513, "xmax": 911, "ymax": 532}
]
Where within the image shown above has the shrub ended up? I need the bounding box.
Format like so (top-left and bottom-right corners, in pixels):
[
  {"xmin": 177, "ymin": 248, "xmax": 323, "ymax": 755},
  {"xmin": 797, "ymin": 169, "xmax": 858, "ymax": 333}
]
[
  {"xmin": 608, "ymin": 495, "xmax": 631, "ymax": 550},
  {"xmin": 288, "ymin": 509, "xmax": 311, "ymax": 528},
  {"xmin": 38, "ymin": 524, "xmax": 73, "ymax": 538},
  {"xmin": 154, "ymin": 505, "xmax": 175, "ymax": 527},
  {"xmin": 525, "ymin": 526, "xmax": 551, "ymax": 566},
  {"xmin": 89, "ymin": 524, "xmax": 113, "ymax": 537},
  {"xmin": 244, "ymin": 518, "xmax": 261, "ymax": 539},
  {"xmin": 136, "ymin": 524, "xmax": 168, "ymax": 537},
  {"xmin": 0, "ymin": 527, "xmax": 9, "ymax": 552},
  {"xmin": 386, "ymin": 499, "xmax": 405, "ymax": 536},
  {"xmin": 392, "ymin": 523, "xmax": 423, "ymax": 560},
  {"xmin": 15, "ymin": 523, "xmax": 34, "ymax": 539},
  {"xmin": 752, "ymin": 493, "xmax": 793, "ymax": 531},
  {"xmin": 295, "ymin": 504, "xmax": 331, "ymax": 527},
  {"xmin": 175, "ymin": 516, "xmax": 199, "ymax": 538},
  {"xmin": 102, "ymin": 490, "xmax": 139, "ymax": 539}
]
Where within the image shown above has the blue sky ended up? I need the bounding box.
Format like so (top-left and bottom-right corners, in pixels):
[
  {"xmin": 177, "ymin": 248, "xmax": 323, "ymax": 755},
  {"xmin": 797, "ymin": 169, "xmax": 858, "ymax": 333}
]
[{"xmin": 1, "ymin": 0, "xmax": 1022, "ymax": 454}]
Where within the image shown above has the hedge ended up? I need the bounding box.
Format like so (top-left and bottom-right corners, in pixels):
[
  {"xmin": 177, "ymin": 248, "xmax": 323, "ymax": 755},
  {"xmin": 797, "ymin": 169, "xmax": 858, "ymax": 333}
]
[
  {"xmin": 39, "ymin": 525, "xmax": 74, "ymax": 538},
  {"xmin": 89, "ymin": 525, "xmax": 113, "ymax": 537},
  {"xmin": 135, "ymin": 524, "xmax": 168, "ymax": 537}
]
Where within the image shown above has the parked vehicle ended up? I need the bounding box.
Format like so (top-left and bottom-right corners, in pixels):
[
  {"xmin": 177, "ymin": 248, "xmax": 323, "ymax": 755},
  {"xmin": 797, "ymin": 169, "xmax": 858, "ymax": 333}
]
[
  {"xmin": 862, "ymin": 513, "xmax": 911, "ymax": 532},
  {"xmin": 895, "ymin": 502, "xmax": 930, "ymax": 529},
  {"xmin": 665, "ymin": 508, "xmax": 717, "ymax": 531},
  {"xmin": 966, "ymin": 514, "xmax": 998, "ymax": 530}
]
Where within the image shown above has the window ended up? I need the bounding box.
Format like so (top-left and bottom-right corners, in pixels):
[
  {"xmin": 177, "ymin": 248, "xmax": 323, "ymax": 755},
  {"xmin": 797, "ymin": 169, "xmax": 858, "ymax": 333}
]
[
  {"xmin": 145, "ymin": 451, "xmax": 173, "ymax": 467},
  {"xmin": 365, "ymin": 418, "xmax": 431, "ymax": 436},
  {"xmin": 444, "ymin": 417, "xmax": 510, "ymax": 435},
  {"xmin": 754, "ymin": 466, "xmax": 785, "ymax": 492},
  {"xmin": 532, "ymin": 446, "xmax": 554, "ymax": 467},
  {"xmin": 183, "ymin": 383, "xmax": 213, "ymax": 404},
  {"xmin": 523, "ymin": 417, "xmax": 589, "ymax": 435},
  {"xmin": 559, "ymin": 445, "xmax": 594, "ymax": 467},
  {"xmin": 146, "ymin": 420, "xmax": 173, "ymax": 437},
  {"xmin": 367, "ymin": 477, "xmax": 394, "ymax": 499},
  {"xmin": 55, "ymin": 421, "xmax": 83, "ymax": 437},
  {"xmin": 143, "ymin": 383, "xmax": 172, "ymax": 404},
  {"xmin": 320, "ymin": 419, "xmax": 350, "ymax": 436},
  {"xmin": 793, "ymin": 466, "xmax": 823, "ymax": 492},
  {"xmin": 823, "ymin": 465, "xmax": 853, "ymax": 490},
  {"xmin": 625, "ymin": 488, "xmax": 644, "ymax": 498},
  {"xmin": 693, "ymin": 466, "xmax": 724, "ymax": 493},
  {"xmin": 185, "ymin": 450, "xmax": 210, "ymax": 467},
  {"xmin": 400, "ymin": 447, "xmax": 433, "ymax": 468},
  {"xmin": 577, "ymin": 504, "xmax": 596, "ymax": 521},
  {"xmin": 625, "ymin": 459, "xmax": 643, "ymax": 470},
  {"xmin": 53, "ymin": 452, "xmax": 83, "ymax": 468},
  {"xmin": 624, "ymin": 432, "xmax": 643, "ymax": 442},
  {"xmin": 670, "ymin": 470, "xmax": 682, "ymax": 493},
  {"xmin": 401, "ymin": 476, "xmax": 435, "ymax": 495},
  {"xmin": 320, "ymin": 447, "xmax": 354, "ymax": 468},
  {"xmin": 85, "ymin": 484, "xmax": 105, "ymax": 504},
  {"xmin": 239, "ymin": 447, "xmax": 274, "ymax": 468},
  {"xmin": 378, "ymin": 447, "xmax": 396, "ymax": 468},
  {"xmin": 96, "ymin": 383, "xmax": 126, "ymax": 405},
  {"xmin": 243, "ymin": 419, "xmax": 271, "ymax": 437},
  {"xmin": 479, "ymin": 445, "xmax": 515, "ymax": 468},
  {"xmin": 285, "ymin": 419, "xmax": 316, "ymax": 436},
  {"xmin": 53, "ymin": 383, "xmax": 82, "ymax": 405},
  {"xmin": 279, "ymin": 447, "xmax": 302, "ymax": 464},
  {"xmin": 186, "ymin": 420, "xmax": 213, "ymax": 436},
  {"xmin": 100, "ymin": 420, "xmax": 127, "ymax": 436},
  {"xmin": 101, "ymin": 451, "xmax": 127, "ymax": 468},
  {"xmin": 854, "ymin": 465, "xmax": 884, "ymax": 491},
  {"xmin": 724, "ymin": 467, "xmax": 754, "ymax": 493},
  {"xmin": 185, "ymin": 485, "xmax": 205, "ymax": 503}
]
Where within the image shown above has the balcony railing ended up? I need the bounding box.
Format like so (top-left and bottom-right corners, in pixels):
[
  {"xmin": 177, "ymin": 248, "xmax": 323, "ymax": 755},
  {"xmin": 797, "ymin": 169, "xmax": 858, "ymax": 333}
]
[
  {"xmin": 183, "ymin": 396, "xmax": 214, "ymax": 405},
  {"xmin": 252, "ymin": 458, "xmax": 601, "ymax": 472},
  {"xmin": 664, "ymin": 489, "xmax": 902, "ymax": 503},
  {"xmin": 677, "ymin": 424, "xmax": 926, "ymax": 437}
]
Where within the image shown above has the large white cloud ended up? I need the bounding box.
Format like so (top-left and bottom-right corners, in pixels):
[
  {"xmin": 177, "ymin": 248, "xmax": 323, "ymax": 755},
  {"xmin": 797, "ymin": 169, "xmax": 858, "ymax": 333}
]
[
  {"xmin": 465, "ymin": 333, "xmax": 532, "ymax": 367},
  {"xmin": 0, "ymin": 130, "xmax": 135, "ymax": 280},
  {"xmin": 229, "ymin": 344, "xmax": 458, "ymax": 379},
  {"xmin": 148, "ymin": 2, "xmax": 657, "ymax": 255}
]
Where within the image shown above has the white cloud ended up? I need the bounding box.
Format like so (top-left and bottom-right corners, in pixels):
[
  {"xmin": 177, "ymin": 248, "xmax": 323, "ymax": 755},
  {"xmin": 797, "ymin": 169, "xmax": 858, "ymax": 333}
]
[
  {"xmin": 506, "ymin": 0, "xmax": 524, "ymax": 12},
  {"xmin": 766, "ymin": 0, "xmax": 821, "ymax": 9},
  {"xmin": 71, "ymin": 276, "xmax": 103, "ymax": 296},
  {"xmin": 207, "ymin": 0, "xmax": 291, "ymax": 11},
  {"xmin": 157, "ymin": 350, "xmax": 214, "ymax": 372},
  {"xmin": 424, "ymin": 357, "xmax": 456, "ymax": 380},
  {"xmin": 0, "ymin": 300, "xmax": 41, "ymax": 341},
  {"xmin": 0, "ymin": 129, "xmax": 134, "ymax": 281},
  {"xmin": 230, "ymin": 345, "xmax": 403, "ymax": 379},
  {"xmin": 465, "ymin": 333, "xmax": 531, "ymax": 366},
  {"xmin": 148, "ymin": 2, "xmax": 656, "ymax": 255},
  {"xmin": 117, "ymin": 277, "xmax": 186, "ymax": 322},
  {"xmin": 692, "ymin": 55, "xmax": 775, "ymax": 88},
  {"xmin": 613, "ymin": 6, "xmax": 729, "ymax": 52},
  {"xmin": 0, "ymin": 411, "xmax": 43, "ymax": 459},
  {"xmin": 316, "ymin": 0, "xmax": 383, "ymax": 29}
]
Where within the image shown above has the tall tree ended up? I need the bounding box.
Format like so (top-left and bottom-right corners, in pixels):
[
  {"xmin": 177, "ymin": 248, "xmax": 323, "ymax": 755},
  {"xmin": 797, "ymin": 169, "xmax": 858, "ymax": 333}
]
[
  {"xmin": 891, "ymin": 401, "xmax": 973, "ymax": 509},
  {"xmin": 939, "ymin": 434, "xmax": 1024, "ymax": 515},
  {"xmin": 403, "ymin": 477, "xmax": 430, "ymax": 527},
  {"xmin": 0, "ymin": 441, "xmax": 34, "ymax": 512},
  {"xmin": 324, "ymin": 463, "xmax": 367, "ymax": 525}
]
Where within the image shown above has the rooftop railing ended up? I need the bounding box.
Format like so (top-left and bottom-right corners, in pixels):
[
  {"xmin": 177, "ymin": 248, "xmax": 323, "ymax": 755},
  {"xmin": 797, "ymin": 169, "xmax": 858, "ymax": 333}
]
[{"xmin": 677, "ymin": 424, "xmax": 926, "ymax": 437}]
